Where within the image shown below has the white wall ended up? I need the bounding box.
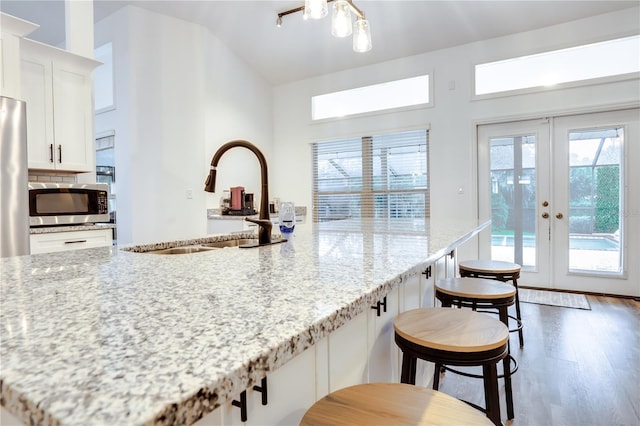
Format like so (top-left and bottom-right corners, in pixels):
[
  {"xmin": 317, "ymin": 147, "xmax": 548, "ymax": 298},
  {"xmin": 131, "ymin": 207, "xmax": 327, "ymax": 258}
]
[
  {"xmin": 95, "ymin": 6, "xmax": 273, "ymax": 245},
  {"xmin": 271, "ymin": 7, "xmax": 640, "ymax": 223}
]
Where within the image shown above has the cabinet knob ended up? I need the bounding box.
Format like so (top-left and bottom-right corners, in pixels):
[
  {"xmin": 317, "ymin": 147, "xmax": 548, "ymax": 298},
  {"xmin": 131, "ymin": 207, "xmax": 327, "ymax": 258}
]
[
  {"xmin": 542, "ymin": 212, "xmax": 549, "ymax": 219},
  {"xmin": 555, "ymin": 212, "xmax": 564, "ymax": 219}
]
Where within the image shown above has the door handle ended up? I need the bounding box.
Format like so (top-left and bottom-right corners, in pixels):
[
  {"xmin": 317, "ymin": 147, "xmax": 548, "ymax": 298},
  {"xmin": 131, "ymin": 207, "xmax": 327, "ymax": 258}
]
[
  {"xmin": 555, "ymin": 212, "xmax": 564, "ymax": 219},
  {"xmin": 542, "ymin": 212, "xmax": 549, "ymax": 219},
  {"xmin": 58, "ymin": 145, "xmax": 62, "ymax": 163}
]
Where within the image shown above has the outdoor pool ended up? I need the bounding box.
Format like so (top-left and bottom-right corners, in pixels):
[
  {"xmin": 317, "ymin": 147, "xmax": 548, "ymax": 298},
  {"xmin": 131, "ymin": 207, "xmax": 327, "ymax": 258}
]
[{"xmin": 491, "ymin": 235, "xmax": 619, "ymax": 251}]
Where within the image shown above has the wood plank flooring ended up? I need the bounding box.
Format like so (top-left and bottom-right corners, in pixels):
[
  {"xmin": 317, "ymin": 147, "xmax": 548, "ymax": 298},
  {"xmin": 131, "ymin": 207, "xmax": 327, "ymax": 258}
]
[{"xmin": 435, "ymin": 295, "xmax": 640, "ymax": 425}]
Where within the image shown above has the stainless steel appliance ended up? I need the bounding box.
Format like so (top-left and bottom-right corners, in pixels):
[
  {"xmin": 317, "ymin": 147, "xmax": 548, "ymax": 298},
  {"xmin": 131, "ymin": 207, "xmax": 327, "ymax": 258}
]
[
  {"xmin": 28, "ymin": 182, "xmax": 110, "ymax": 226},
  {"xmin": 0, "ymin": 96, "xmax": 30, "ymax": 257}
]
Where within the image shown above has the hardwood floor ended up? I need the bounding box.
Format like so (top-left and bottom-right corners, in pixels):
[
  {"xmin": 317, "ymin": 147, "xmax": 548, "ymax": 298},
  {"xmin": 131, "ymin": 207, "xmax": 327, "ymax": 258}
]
[{"xmin": 435, "ymin": 295, "xmax": 640, "ymax": 425}]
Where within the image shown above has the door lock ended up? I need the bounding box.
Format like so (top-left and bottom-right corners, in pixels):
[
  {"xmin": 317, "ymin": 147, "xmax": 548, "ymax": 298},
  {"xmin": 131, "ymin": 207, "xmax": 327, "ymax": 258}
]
[
  {"xmin": 556, "ymin": 212, "xmax": 564, "ymax": 219},
  {"xmin": 542, "ymin": 212, "xmax": 549, "ymax": 219}
]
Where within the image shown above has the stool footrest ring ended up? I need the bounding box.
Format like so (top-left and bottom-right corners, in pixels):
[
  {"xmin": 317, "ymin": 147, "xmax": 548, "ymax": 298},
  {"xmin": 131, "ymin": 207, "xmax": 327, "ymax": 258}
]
[
  {"xmin": 475, "ymin": 309, "xmax": 523, "ymax": 334},
  {"xmin": 442, "ymin": 354, "xmax": 518, "ymax": 379}
]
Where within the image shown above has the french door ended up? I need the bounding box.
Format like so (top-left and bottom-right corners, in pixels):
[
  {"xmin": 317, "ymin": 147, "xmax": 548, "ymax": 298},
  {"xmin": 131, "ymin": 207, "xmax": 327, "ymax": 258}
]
[{"xmin": 478, "ymin": 109, "xmax": 639, "ymax": 296}]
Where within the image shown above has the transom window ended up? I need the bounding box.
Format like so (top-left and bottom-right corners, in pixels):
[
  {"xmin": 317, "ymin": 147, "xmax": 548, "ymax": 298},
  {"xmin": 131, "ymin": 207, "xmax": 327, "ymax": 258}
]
[
  {"xmin": 312, "ymin": 129, "xmax": 429, "ymax": 222},
  {"xmin": 475, "ymin": 35, "xmax": 640, "ymax": 96},
  {"xmin": 312, "ymin": 75, "xmax": 431, "ymax": 120}
]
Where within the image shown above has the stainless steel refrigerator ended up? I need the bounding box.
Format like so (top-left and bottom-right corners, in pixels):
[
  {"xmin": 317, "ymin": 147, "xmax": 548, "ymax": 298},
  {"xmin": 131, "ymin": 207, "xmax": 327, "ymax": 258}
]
[{"xmin": 0, "ymin": 96, "xmax": 30, "ymax": 257}]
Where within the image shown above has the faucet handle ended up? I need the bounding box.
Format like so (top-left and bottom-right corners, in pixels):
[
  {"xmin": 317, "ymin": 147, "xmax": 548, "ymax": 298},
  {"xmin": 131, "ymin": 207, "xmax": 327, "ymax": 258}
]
[{"xmin": 244, "ymin": 218, "xmax": 272, "ymax": 245}]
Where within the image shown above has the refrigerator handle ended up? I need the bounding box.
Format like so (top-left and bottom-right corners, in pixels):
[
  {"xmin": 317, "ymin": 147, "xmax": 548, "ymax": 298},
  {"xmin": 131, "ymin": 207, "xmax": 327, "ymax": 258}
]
[
  {"xmin": 49, "ymin": 144, "xmax": 54, "ymax": 163},
  {"xmin": 58, "ymin": 145, "xmax": 62, "ymax": 163}
]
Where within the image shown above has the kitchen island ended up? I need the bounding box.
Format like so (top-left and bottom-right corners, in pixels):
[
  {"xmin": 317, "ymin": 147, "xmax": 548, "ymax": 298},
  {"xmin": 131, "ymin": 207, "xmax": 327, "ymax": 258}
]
[{"xmin": 1, "ymin": 218, "xmax": 489, "ymax": 425}]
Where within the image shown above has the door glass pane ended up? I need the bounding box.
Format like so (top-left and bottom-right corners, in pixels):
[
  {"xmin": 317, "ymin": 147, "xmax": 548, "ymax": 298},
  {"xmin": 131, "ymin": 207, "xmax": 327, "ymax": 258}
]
[
  {"xmin": 568, "ymin": 127, "xmax": 623, "ymax": 273},
  {"xmin": 490, "ymin": 135, "xmax": 537, "ymax": 267}
]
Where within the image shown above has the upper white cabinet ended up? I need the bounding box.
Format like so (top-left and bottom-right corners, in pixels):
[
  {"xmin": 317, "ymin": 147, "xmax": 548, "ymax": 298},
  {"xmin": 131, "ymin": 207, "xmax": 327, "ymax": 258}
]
[
  {"xmin": 0, "ymin": 13, "xmax": 38, "ymax": 98},
  {"xmin": 20, "ymin": 38, "xmax": 101, "ymax": 172}
]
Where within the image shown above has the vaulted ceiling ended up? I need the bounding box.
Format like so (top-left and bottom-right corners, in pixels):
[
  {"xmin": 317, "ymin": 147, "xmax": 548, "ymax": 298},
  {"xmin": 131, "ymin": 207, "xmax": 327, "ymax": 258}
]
[{"xmin": 2, "ymin": 1, "xmax": 638, "ymax": 85}]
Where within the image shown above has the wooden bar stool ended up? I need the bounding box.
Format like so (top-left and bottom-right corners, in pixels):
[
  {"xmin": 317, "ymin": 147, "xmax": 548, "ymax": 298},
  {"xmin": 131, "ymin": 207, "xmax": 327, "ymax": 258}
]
[
  {"xmin": 459, "ymin": 260, "xmax": 524, "ymax": 347},
  {"xmin": 435, "ymin": 277, "xmax": 517, "ymax": 420},
  {"xmin": 300, "ymin": 383, "xmax": 493, "ymax": 425},
  {"xmin": 394, "ymin": 308, "xmax": 509, "ymax": 426}
]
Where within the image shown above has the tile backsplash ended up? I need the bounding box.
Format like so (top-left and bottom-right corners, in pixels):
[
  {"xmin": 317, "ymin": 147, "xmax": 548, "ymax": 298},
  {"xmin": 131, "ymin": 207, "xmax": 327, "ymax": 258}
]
[{"xmin": 28, "ymin": 171, "xmax": 78, "ymax": 183}]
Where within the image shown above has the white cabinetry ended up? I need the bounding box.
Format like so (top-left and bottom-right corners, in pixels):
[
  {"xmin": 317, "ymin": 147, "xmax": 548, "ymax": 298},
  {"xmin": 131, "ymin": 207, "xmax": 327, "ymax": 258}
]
[
  {"xmin": 20, "ymin": 38, "xmax": 100, "ymax": 172},
  {"xmin": 0, "ymin": 13, "xmax": 38, "ymax": 98},
  {"xmin": 194, "ymin": 347, "xmax": 317, "ymax": 426},
  {"xmin": 328, "ymin": 310, "xmax": 369, "ymax": 392},
  {"xmin": 207, "ymin": 218, "xmax": 258, "ymax": 235},
  {"xmin": 30, "ymin": 229, "xmax": 112, "ymax": 254},
  {"xmin": 368, "ymin": 287, "xmax": 400, "ymax": 383}
]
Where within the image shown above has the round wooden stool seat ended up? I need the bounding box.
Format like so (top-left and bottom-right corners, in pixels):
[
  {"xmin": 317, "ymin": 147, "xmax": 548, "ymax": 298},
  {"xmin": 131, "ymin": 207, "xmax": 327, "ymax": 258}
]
[
  {"xmin": 436, "ymin": 277, "xmax": 516, "ymax": 303},
  {"xmin": 435, "ymin": 277, "xmax": 517, "ymax": 419},
  {"xmin": 458, "ymin": 260, "xmax": 521, "ymax": 276},
  {"xmin": 394, "ymin": 308, "xmax": 509, "ymax": 425},
  {"xmin": 459, "ymin": 260, "xmax": 524, "ymax": 348},
  {"xmin": 300, "ymin": 383, "xmax": 493, "ymax": 425}
]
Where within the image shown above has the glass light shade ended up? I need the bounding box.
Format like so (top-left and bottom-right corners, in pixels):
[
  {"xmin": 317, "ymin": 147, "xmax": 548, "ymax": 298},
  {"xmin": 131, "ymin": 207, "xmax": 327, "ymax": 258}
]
[
  {"xmin": 353, "ymin": 18, "xmax": 372, "ymax": 52},
  {"xmin": 304, "ymin": 0, "xmax": 328, "ymax": 20},
  {"xmin": 331, "ymin": 0, "xmax": 352, "ymax": 37}
]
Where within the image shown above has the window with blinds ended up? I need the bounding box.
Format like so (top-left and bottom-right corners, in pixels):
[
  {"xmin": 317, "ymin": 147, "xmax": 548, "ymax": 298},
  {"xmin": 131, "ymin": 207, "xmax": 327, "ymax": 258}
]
[{"xmin": 312, "ymin": 129, "xmax": 429, "ymax": 222}]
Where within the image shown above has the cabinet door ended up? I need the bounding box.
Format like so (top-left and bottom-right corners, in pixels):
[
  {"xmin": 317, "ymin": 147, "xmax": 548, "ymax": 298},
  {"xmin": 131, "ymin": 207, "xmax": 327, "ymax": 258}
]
[
  {"xmin": 421, "ymin": 265, "xmax": 435, "ymax": 308},
  {"xmin": 52, "ymin": 62, "xmax": 93, "ymax": 172},
  {"xmin": 368, "ymin": 287, "xmax": 399, "ymax": 383},
  {"xmin": 21, "ymin": 55, "xmax": 55, "ymax": 170},
  {"xmin": 398, "ymin": 273, "xmax": 421, "ymax": 313},
  {"xmin": 328, "ymin": 310, "xmax": 368, "ymax": 391},
  {"xmin": 245, "ymin": 347, "xmax": 316, "ymax": 426}
]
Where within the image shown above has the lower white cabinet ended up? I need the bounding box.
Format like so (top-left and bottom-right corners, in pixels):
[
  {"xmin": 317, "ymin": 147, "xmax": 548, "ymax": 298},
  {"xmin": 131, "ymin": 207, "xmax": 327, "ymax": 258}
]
[
  {"xmin": 194, "ymin": 259, "xmax": 446, "ymax": 426},
  {"xmin": 368, "ymin": 286, "xmax": 400, "ymax": 384},
  {"xmin": 194, "ymin": 347, "xmax": 317, "ymax": 426},
  {"xmin": 328, "ymin": 310, "xmax": 369, "ymax": 391},
  {"xmin": 30, "ymin": 229, "xmax": 113, "ymax": 254}
]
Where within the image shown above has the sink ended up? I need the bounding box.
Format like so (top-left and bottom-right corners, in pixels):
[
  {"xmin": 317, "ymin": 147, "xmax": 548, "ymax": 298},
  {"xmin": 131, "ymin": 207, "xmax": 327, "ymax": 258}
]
[
  {"xmin": 144, "ymin": 238, "xmax": 283, "ymax": 254},
  {"xmin": 147, "ymin": 246, "xmax": 218, "ymax": 255},
  {"xmin": 201, "ymin": 238, "xmax": 258, "ymax": 248}
]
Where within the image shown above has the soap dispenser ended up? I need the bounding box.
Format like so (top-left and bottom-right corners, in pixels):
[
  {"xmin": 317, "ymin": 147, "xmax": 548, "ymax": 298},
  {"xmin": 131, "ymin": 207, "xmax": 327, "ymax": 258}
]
[{"xmin": 278, "ymin": 202, "xmax": 296, "ymax": 240}]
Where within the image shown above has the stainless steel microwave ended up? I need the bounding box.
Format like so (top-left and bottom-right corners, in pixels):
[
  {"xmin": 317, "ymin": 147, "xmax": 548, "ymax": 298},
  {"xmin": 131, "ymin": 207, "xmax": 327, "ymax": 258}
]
[{"xmin": 28, "ymin": 182, "xmax": 110, "ymax": 226}]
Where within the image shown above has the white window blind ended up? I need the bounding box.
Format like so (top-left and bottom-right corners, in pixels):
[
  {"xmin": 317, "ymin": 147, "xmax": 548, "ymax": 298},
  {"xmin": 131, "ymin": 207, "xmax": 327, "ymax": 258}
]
[{"xmin": 312, "ymin": 129, "xmax": 429, "ymax": 222}]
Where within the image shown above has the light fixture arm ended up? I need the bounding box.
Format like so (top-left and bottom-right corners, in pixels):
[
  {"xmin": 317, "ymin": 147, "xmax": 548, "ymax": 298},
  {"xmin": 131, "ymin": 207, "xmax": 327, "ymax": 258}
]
[
  {"xmin": 346, "ymin": 0, "xmax": 365, "ymax": 19},
  {"xmin": 277, "ymin": 0, "xmax": 365, "ymax": 22}
]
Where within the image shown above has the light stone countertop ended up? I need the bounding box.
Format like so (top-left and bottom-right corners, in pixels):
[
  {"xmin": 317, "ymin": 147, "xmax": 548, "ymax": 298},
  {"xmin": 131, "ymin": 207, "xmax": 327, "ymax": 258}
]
[{"xmin": 1, "ymin": 218, "xmax": 489, "ymax": 426}]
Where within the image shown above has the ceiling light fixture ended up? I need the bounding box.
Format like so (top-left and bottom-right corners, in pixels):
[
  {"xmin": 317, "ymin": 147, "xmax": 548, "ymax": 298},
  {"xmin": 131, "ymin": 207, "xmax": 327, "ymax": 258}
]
[{"xmin": 277, "ymin": 0, "xmax": 372, "ymax": 53}]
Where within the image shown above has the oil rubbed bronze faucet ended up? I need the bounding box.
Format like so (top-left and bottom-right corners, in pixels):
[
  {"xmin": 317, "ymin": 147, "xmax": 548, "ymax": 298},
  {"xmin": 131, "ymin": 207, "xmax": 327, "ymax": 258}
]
[{"xmin": 204, "ymin": 140, "xmax": 273, "ymax": 245}]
